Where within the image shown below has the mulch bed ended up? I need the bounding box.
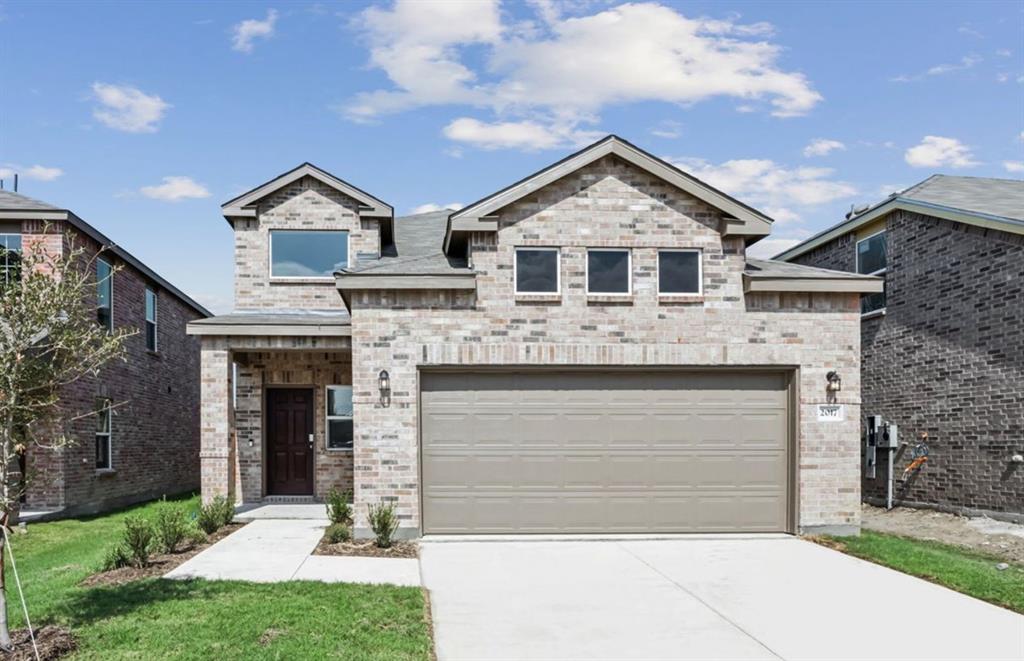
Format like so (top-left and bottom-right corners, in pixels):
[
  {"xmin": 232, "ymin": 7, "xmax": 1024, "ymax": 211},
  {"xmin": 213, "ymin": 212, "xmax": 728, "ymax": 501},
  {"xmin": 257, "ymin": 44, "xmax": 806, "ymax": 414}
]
[
  {"xmin": 315, "ymin": 537, "xmax": 419, "ymax": 559},
  {"xmin": 80, "ymin": 523, "xmax": 245, "ymax": 587},
  {"xmin": 5, "ymin": 625, "xmax": 76, "ymax": 661}
]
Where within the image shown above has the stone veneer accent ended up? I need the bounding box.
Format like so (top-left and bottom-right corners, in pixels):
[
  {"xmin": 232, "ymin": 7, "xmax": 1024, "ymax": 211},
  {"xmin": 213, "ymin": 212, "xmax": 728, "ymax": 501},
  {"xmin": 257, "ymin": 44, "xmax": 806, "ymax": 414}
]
[{"xmin": 792, "ymin": 209, "xmax": 1024, "ymax": 519}]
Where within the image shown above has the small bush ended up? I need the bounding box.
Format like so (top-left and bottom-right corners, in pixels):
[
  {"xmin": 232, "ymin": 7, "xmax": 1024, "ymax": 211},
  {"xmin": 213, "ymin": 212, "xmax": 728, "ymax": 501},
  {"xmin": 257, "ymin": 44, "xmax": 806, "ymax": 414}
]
[
  {"xmin": 367, "ymin": 502, "xmax": 399, "ymax": 549},
  {"xmin": 122, "ymin": 517, "xmax": 154, "ymax": 568},
  {"xmin": 102, "ymin": 544, "xmax": 131, "ymax": 571},
  {"xmin": 185, "ymin": 525, "xmax": 208, "ymax": 547},
  {"xmin": 154, "ymin": 502, "xmax": 190, "ymax": 553},
  {"xmin": 326, "ymin": 488, "xmax": 352, "ymax": 524},
  {"xmin": 325, "ymin": 523, "xmax": 351, "ymax": 544},
  {"xmin": 196, "ymin": 496, "xmax": 234, "ymax": 534}
]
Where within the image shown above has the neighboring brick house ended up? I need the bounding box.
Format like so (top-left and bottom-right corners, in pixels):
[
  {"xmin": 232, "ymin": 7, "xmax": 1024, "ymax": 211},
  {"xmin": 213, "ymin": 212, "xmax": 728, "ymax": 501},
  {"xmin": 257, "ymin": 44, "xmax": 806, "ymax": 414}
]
[
  {"xmin": 189, "ymin": 136, "xmax": 881, "ymax": 538},
  {"xmin": 777, "ymin": 175, "xmax": 1024, "ymax": 522},
  {"xmin": 0, "ymin": 190, "xmax": 211, "ymax": 516}
]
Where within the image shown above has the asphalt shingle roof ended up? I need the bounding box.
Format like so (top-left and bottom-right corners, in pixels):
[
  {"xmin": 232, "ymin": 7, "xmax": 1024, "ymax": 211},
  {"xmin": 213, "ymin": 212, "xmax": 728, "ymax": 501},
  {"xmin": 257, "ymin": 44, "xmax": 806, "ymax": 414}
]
[
  {"xmin": 340, "ymin": 210, "xmax": 470, "ymax": 275},
  {"xmin": 190, "ymin": 310, "xmax": 351, "ymax": 326},
  {"xmin": 744, "ymin": 258, "xmax": 879, "ymax": 280},
  {"xmin": 900, "ymin": 175, "xmax": 1024, "ymax": 222},
  {"xmin": 0, "ymin": 190, "xmax": 63, "ymax": 211}
]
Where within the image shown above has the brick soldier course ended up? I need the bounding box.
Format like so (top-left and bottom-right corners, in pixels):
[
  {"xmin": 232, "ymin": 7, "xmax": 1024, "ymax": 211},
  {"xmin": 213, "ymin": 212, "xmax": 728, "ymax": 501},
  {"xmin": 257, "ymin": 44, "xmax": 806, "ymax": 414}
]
[{"xmin": 190, "ymin": 136, "xmax": 882, "ymax": 538}]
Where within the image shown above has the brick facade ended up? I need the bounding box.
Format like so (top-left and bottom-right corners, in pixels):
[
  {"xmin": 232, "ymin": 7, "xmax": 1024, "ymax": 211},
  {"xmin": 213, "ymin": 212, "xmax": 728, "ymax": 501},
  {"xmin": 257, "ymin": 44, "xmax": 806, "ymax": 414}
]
[
  {"xmin": 792, "ymin": 209, "xmax": 1024, "ymax": 518},
  {"xmin": 17, "ymin": 220, "xmax": 204, "ymax": 515}
]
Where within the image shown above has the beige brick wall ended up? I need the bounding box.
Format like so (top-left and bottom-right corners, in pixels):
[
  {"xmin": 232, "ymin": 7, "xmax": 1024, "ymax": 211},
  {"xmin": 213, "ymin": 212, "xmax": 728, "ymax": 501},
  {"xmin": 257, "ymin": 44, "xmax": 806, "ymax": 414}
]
[
  {"xmin": 233, "ymin": 175, "xmax": 380, "ymax": 310},
  {"xmin": 348, "ymin": 155, "xmax": 862, "ymax": 536}
]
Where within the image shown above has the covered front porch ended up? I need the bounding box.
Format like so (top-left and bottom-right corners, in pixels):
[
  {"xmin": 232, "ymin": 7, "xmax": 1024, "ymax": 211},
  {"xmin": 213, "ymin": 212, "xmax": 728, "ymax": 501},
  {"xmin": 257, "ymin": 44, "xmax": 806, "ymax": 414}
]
[{"xmin": 188, "ymin": 312, "xmax": 355, "ymax": 508}]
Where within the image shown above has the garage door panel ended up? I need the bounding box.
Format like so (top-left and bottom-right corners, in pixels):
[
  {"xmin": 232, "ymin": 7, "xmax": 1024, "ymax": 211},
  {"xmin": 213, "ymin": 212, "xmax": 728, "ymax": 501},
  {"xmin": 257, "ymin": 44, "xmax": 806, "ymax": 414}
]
[{"xmin": 421, "ymin": 371, "xmax": 790, "ymax": 534}]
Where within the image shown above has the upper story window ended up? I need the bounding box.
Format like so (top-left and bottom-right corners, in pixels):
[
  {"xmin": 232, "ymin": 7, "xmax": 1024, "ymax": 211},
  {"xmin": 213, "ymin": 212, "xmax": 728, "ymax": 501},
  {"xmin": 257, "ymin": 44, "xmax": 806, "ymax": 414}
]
[
  {"xmin": 96, "ymin": 257, "xmax": 113, "ymax": 331},
  {"xmin": 270, "ymin": 230, "xmax": 348, "ymax": 279},
  {"xmin": 657, "ymin": 250, "xmax": 702, "ymax": 295},
  {"xmin": 144, "ymin": 287, "xmax": 158, "ymax": 351},
  {"xmin": 587, "ymin": 249, "xmax": 631, "ymax": 295},
  {"xmin": 0, "ymin": 234, "xmax": 21, "ymax": 284},
  {"xmin": 856, "ymin": 231, "xmax": 886, "ymax": 315},
  {"xmin": 515, "ymin": 248, "xmax": 560, "ymax": 294},
  {"xmin": 326, "ymin": 385, "xmax": 353, "ymax": 450}
]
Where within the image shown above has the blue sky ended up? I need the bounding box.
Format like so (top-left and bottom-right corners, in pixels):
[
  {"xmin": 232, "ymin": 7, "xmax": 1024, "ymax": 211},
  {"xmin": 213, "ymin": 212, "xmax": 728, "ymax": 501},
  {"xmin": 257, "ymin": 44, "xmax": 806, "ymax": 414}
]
[{"xmin": 2, "ymin": 0, "xmax": 1021, "ymax": 313}]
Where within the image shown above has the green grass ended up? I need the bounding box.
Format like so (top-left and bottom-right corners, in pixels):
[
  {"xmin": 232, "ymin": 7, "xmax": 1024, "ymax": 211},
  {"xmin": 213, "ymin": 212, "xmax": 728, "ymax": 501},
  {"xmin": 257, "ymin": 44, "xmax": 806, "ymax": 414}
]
[
  {"xmin": 7, "ymin": 495, "xmax": 433, "ymax": 659},
  {"xmin": 825, "ymin": 530, "xmax": 1024, "ymax": 614}
]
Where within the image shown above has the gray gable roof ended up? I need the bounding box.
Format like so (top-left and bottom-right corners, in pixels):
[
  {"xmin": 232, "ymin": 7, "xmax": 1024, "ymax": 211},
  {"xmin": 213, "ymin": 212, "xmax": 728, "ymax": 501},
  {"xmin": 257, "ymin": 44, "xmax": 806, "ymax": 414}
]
[
  {"xmin": 340, "ymin": 210, "xmax": 469, "ymax": 275},
  {"xmin": 0, "ymin": 190, "xmax": 61, "ymax": 211},
  {"xmin": 743, "ymin": 258, "xmax": 883, "ymax": 293}
]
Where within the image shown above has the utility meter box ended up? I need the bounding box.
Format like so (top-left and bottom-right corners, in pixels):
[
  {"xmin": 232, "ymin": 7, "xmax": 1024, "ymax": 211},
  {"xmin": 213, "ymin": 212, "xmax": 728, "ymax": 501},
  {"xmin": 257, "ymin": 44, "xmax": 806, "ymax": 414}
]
[{"xmin": 878, "ymin": 423, "xmax": 899, "ymax": 449}]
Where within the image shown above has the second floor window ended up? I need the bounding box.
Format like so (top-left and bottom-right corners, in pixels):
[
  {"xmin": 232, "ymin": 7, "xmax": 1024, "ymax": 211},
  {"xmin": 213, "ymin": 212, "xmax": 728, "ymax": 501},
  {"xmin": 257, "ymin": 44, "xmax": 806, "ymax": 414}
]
[
  {"xmin": 658, "ymin": 250, "xmax": 702, "ymax": 295},
  {"xmin": 0, "ymin": 234, "xmax": 21, "ymax": 284},
  {"xmin": 856, "ymin": 231, "xmax": 886, "ymax": 315},
  {"xmin": 270, "ymin": 230, "xmax": 348, "ymax": 278},
  {"xmin": 515, "ymin": 248, "xmax": 560, "ymax": 294},
  {"xmin": 587, "ymin": 249, "xmax": 631, "ymax": 294},
  {"xmin": 145, "ymin": 288, "xmax": 158, "ymax": 351},
  {"xmin": 96, "ymin": 258, "xmax": 113, "ymax": 331}
]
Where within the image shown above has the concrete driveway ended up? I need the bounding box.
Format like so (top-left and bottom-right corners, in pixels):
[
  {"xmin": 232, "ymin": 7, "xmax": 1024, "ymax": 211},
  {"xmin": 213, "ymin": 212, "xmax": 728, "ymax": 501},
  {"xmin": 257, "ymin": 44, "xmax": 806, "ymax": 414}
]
[{"xmin": 420, "ymin": 536, "xmax": 1024, "ymax": 660}]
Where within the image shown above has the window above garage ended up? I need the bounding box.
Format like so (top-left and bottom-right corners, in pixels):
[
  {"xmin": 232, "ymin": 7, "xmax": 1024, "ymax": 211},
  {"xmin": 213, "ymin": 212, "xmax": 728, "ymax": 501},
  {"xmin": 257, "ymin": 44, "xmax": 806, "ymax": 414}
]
[{"xmin": 514, "ymin": 248, "xmax": 560, "ymax": 295}]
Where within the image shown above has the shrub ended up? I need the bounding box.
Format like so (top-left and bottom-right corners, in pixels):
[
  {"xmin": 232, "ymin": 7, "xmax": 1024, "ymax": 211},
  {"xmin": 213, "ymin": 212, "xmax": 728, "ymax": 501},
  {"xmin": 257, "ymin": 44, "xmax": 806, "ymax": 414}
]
[
  {"xmin": 326, "ymin": 488, "xmax": 352, "ymax": 525},
  {"xmin": 196, "ymin": 496, "xmax": 234, "ymax": 534},
  {"xmin": 122, "ymin": 516, "xmax": 154, "ymax": 568},
  {"xmin": 325, "ymin": 523, "xmax": 351, "ymax": 544},
  {"xmin": 102, "ymin": 544, "xmax": 131, "ymax": 571},
  {"xmin": 185, "ymin": 525, "xmax": 208, "ymax": 547},
  {"xmin": 367, "ymin": 502, "xmax": 398, "ymax": 549},
  {"xmin": 154, "ymin": 502, "xmax": 190, "ymax": 553}
]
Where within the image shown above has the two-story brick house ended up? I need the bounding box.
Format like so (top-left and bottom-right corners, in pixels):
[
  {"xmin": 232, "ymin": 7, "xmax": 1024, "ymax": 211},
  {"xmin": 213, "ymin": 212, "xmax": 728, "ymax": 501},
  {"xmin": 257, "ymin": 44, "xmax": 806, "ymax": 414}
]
[
  {"xmin": 0, "ymin": 189, "xmax": 210, "ymax": 516},
  {"xmin": 776, "ymin": 175, "xmax": 1024, "ymax": 522},
  {"xmin": 189, "ymin": 136, "xmax": 881, "ymax": 538}
]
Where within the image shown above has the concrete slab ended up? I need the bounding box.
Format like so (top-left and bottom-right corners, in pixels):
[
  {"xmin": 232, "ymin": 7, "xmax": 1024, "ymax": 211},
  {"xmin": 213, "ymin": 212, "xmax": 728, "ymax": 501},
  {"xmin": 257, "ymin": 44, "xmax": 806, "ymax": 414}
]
[
  {"xmin": 293, "ymin": 555, "xmax": 421, "ymax": 587},
  {"xmin": 420, "ymin": 537, "xmax": 1024, "ymax": 661},
  {"xmin": 234, "ymin": 503, "xmax": 328, "ymax": 521}
]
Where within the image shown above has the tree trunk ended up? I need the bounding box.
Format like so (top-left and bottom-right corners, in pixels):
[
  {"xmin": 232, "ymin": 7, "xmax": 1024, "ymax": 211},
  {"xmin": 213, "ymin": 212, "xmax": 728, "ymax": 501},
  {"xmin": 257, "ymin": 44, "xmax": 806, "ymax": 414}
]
[{"xmin": 0, "ymin": 512, "xmax": 11, "ymax": 651}]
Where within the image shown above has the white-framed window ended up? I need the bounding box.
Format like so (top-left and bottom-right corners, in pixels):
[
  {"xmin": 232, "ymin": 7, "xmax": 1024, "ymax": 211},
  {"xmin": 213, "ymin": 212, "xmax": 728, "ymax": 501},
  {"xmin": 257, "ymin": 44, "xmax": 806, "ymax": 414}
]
[
  {"xmin": 657, "ymin": 249, "xmax": 702, "ymax": 295},
  {"xmin": 96, "ymin": 257, "xmax": 113, "ymax": 331},
  {"xmin": 144, "ymin": 287, "xmax": 158, "ymax": 351},
  {"xmin": 586, "ymin": 249, "xmax": 631, "ymax": 295},
  {"xmin": 0, "ymin": 234, "xmax": 22, "ymax": 284},
  {"xmin": 856, "ymin": 230, "xmax": 886, "ymax": 315},
  {"xmin": 270, "ymin": 230, "xmax": 349, "ymax": 279},
  {"xmin": 325, "ymin": 385, "xmax": 353, "ymax": 450},
  {"xmin": 514, "ymin": 247, "xmax": 560, "ymax": 294},
  {"xmin": 95, "ymin": 398, "xmax": 112, "ymax": 470}
]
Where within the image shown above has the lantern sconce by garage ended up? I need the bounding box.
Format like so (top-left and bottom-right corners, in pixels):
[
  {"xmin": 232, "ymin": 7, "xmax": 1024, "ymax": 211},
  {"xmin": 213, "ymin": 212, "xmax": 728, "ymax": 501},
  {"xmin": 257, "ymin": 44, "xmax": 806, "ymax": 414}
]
[{"xmin": 378, "ymin": 369, "xmax": 391, "ymax": 407}]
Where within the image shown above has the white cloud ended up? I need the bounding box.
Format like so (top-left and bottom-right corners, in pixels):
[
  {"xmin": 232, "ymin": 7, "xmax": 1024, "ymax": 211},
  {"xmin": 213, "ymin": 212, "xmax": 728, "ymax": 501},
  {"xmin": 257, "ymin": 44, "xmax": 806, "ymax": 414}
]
[
  {"xmin": 410, "ymin": 202, "xmax": 464, "ymax": 214},
  {"xmin": 891, "ymin": 54, "xmax": 982, "ymax": 82},
  {"xmin": 345, "ymin": 1, "xmax": 822, "ymax": 149},
  {"xmin": 443, "ymin": 117, "xmax": 599, "ymax": 150},
  {"xmin": 91, "ymin": 83, "xmax": 170, "ymax": 133},
  {"xmin": 746, "ymin": 237, "xmax": 804, "ymax": 259},
  {"xmin": 803, "ymin": 138, "xmax": 845, "ymax": 158},
  {"xmin": 0, "ymin": 164, "xmax": 63, "ymax": 181},
  {"xmin": 232, "ymin": 9, "xmax": 278, "ymax": 53},
  {"xmin": 1003, "ymin": 161, "xmax": 1024, "ymax": 174},
  {"xmin": 649, "ymin": 120, "xmax": 682, "ymax": 139},
  {"xmin": 139, "ymin": 176, "xmax": 211, "ymax": 201},
  {"xmin": 904, "ymin": 136, "xmax": 979, "ymax": 168},
  {"xmin": 876, "ymin": 183, "xmax": 907, "ymax": 198},
  {"xmin": 996, "ymin": 49, "xmax": 1012, "ymax": 57}
]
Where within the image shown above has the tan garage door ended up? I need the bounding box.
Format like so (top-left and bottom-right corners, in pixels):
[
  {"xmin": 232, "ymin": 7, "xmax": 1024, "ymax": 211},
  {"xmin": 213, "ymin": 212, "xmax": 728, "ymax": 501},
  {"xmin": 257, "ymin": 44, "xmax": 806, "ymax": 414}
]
[{"xmin": 420, "ymin": 370, "xmax": 792, "ymax": 534}]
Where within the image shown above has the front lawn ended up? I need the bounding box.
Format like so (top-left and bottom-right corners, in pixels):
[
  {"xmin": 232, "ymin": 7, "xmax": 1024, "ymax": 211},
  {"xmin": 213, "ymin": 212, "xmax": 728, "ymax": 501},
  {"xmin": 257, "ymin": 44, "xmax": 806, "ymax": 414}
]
[
  {"xmin": 7, "ymin": 496, "xmax": 433, "ymax": 659},
  {"xmin": 823, "ymin": 530, "xmax": 1024, "ymax": 614}
]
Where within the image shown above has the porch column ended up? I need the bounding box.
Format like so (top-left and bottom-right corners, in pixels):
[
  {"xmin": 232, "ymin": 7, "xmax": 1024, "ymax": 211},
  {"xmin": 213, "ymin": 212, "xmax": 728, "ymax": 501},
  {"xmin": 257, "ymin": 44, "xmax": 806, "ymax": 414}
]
[{"xmin": 199, "ymin": 339, "xmax": 235, "ymax": 504}]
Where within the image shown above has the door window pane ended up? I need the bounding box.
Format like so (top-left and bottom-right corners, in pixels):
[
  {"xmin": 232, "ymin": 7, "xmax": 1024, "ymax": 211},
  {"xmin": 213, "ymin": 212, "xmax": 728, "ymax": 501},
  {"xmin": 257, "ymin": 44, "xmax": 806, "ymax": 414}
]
[
  {"xmin": 587, "ymin": 250, "xmax": 630, "ymax": 294},
  {"xmin": 515, "ymin": 249, "xmax": 559, "ymax": 293},
  {"xmin": 271, "ymin": 231, "xmax": 348, "ymax": 277},
  {"xmin": 658, "ymin": 251, "xmax": 701, "ymax": 294}
]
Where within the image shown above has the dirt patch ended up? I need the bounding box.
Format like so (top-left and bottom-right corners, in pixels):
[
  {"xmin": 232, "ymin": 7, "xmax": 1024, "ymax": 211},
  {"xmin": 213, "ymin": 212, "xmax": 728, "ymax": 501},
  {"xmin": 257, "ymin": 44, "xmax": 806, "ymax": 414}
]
[
  {"xmin": 315, "ymin": 538, "xmax": 418, "ymax": 559},
  {"xmin": 862, "ymin": 504, "xmax": 1024, "ymax": 565},
  {"xmin": 805, "ymin": 535, "xmax": 847, "ymax": 552},
  {"xmin": 80, "ymin": 523, "xmax": 245, "ymax": 587},
  {"xmin": 258, "ymin": 628, "xmax": 285, "ymax": 647},
  {"xmin": 5, "ymin": 625, "xmax": 76, "ymax": 661}
]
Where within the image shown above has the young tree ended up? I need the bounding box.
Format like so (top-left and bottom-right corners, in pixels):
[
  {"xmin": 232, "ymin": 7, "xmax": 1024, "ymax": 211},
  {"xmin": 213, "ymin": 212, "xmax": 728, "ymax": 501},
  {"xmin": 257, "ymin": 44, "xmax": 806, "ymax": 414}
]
[{"xmin": 0, "ymin": 231, "xmax": 130, "ymax": 649}]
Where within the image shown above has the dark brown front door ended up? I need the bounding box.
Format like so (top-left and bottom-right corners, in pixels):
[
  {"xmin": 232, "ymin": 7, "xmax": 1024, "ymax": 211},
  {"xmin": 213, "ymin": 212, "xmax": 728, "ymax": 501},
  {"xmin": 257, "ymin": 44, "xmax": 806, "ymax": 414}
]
[{"xmin": 267, "ymin": 388, "xmax": 314, "ymax": 495}]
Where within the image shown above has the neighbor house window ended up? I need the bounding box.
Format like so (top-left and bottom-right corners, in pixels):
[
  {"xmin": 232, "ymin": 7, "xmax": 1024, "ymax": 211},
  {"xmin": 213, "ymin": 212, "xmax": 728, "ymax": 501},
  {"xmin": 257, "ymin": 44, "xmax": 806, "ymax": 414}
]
[
  {"xmin": 270, "ymin": 230, "xmax": 348, "ymax": 278},
  {"xmin": 0, "ymin": 234, "xmax": 21, "ymax": 284},
  {"xmin": 657, "ymin": 250, "xmax": 702, "ymax": 295},
  {"xmin": 587, "ymin": 249, "xmax": 631, "ymax": 295},
  {"xmin": 144, "ymin": 287, "xmax": 158, "ymax": 351},
  {"xmin": 96, "ymin": 257, "xmax": 113, "ymax": 331},
  {"xmin": 856, "ymin": 231, "xmax": 886, "ymax": 315},
  {"xmin": 95, "ymin": 398, "xmax": 112, "ymax": 470},
  {"xmin": 514, "ymin": 248, "xmax": 559, "ymax": 294},
  {"xmin": 326, "ymin": 386, "xmax": 353, "ymax": 450}
]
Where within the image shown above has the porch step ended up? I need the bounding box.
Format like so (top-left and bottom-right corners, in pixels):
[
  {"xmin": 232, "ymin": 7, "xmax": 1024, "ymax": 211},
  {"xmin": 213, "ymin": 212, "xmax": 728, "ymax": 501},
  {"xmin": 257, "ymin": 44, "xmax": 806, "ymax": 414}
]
[{"xmin": 261, "ymin": 495, "xmax": 318, "ymax": 504}]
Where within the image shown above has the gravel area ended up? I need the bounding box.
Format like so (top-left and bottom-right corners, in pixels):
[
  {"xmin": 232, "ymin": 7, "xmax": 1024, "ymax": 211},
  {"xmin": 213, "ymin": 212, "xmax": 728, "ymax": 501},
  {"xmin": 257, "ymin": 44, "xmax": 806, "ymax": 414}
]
[{"xmin": 861, "ymin": 504, "xmax": 1024, "ymax": 565}]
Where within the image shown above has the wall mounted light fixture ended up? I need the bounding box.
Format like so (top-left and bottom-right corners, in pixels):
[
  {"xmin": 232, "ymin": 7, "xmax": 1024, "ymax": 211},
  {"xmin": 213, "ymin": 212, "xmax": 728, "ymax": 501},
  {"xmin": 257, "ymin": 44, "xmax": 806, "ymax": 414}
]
[
  {"xmin": 826, "ymin": 371, "xmax": 842, "ymax": 392},
  {"xmin": 378, "ymin": 369, "xmax": 391, "ymax": 407}
]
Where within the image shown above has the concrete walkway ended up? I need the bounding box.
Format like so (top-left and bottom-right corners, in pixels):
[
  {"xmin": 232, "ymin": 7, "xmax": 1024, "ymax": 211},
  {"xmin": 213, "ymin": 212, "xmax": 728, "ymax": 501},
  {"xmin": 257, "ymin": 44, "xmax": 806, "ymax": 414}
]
[
  {"xmin": 421, "ymin": 536, "xmax": 1024, "ymax": 660},
  {"xmin": 165, "ymin": 518, "xmax": 420, "ymax": 587}
]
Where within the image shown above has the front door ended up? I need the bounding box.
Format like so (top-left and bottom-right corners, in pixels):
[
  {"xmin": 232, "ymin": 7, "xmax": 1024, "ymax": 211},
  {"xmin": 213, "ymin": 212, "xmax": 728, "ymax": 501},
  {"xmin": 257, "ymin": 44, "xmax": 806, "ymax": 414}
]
[{"xmin": 266, "ymin": 388, "xmax": 315, "ymax": 495}]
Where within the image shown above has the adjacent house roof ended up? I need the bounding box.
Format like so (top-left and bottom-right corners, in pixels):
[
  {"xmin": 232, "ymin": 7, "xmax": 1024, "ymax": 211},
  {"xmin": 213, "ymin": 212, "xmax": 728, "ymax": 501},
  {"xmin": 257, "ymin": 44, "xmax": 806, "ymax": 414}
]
[
  {"xmin": 444, "ymin": 134, "xmax": 774, "ymax": 254},
  {"xmin": 221, "ymin": 162, "xmax": 395, "ymax": 244},
  {"xmin": 743, "ymin": 258, "xmax": 883, "ymax": 293},
  {"xmin": 0, "ymin": 190, "xmax": 211, "ymax": 318},
  {"xmin": 187, "ymin": 310, "xmax": 351, "ymax": 336},
  {"xmin": 774, "ymin": 175, "xmax": 1024, "ymax": 262}
]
